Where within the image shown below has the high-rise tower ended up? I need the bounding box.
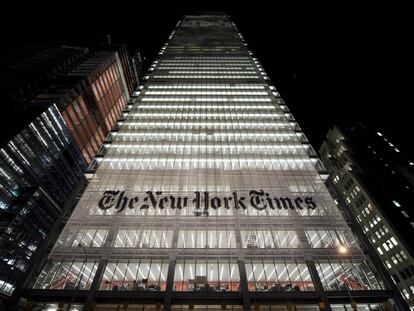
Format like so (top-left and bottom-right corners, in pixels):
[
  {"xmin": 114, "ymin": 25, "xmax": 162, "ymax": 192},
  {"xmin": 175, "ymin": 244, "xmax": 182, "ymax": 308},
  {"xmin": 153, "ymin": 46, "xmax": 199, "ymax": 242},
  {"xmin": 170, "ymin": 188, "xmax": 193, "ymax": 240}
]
[
  {"xmin": 22, "ymin": 14, "xmax": 408, "ymax": 311},
  {"xmin": 319, "ymin": 124, "xmax": 414, "ymax": 308}
]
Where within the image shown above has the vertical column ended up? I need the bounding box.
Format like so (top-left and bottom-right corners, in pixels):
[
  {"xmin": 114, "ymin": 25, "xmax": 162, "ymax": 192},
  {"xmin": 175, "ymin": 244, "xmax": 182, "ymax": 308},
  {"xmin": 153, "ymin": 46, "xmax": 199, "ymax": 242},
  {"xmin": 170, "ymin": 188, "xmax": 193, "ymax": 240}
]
[
  {"xmin": 163, "ymin": 259, "xmax": 176, "ymax": 311},
  {"xmin": 306, "ymin": 259, "xmax": 332, "ymax": 311},
  {"xmin": 84, "ymin": 259, "xmax": 108, "ymax": 311},
  {"xmin": 238, "ymin": 259, "xmax": 251, "ymax": 311}
]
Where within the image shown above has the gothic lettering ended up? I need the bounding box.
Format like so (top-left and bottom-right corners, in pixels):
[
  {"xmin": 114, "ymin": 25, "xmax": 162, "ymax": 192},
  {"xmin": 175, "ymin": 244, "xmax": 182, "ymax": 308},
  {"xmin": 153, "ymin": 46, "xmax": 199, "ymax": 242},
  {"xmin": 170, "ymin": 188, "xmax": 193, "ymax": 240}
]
[{"xmin": 97, "ymin": 190, "xmax": 319, "ymax": 214}]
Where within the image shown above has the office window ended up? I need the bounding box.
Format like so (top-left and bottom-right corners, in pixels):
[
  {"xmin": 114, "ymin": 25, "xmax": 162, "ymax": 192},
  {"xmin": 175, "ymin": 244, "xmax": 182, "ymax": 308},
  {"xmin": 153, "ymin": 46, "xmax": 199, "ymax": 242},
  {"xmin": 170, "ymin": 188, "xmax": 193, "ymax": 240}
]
[
  {"xmin": 245, "ymin": 259, "xmax": 314, "ymax": 292},
  {"xmin": 177, "ymin": 230, "xmax": 236, "ymax": 248},
  {"xmin": 99, "ymin": 259, "xmax": 168, "ymax": 291},
  {"xmin": 174, "ymin": 259, "xmax": 240, "ymax": 292},
  {"xmin": 306, "ymin": 229, "xmax": 356, "ymax": 248},
  {"xmin": 57, "ymin": 227, "xmax": 108, "ymax": 248},
  {"xmin": 240, "ymin": 230, "xmax": 299, "ymax": 248},
  {"xmin": 114, "ymin": 229, "xmax": 173, "ymax": 248}
]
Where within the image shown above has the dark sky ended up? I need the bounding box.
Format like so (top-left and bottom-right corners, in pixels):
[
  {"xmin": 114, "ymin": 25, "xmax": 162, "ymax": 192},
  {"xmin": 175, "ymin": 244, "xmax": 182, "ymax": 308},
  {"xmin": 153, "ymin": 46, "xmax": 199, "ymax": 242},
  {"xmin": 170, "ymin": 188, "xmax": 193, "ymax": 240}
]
[{"xmin": 1, "ymin": 2, "xmax": 412, "ymax": 156}]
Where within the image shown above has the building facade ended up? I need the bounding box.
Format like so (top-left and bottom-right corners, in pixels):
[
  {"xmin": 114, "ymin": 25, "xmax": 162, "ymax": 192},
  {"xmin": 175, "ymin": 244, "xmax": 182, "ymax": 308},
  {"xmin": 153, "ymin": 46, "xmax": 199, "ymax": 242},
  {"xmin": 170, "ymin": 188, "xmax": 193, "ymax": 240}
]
[
  {"xmin": 22, "ymin": 14, "xmax": 408, "ymax": 311},
  {"xmin": 32, "ymin": 50, "xmax": 132, "ymax": 165},
  {"xmin": 319, "ymin": 124, "xmax": 414, "ymax": 308},
  {"xmin": 0, "ymin": 44, "xmax": 137, "ymax": 307},
  {"xmin": 0, "ymin": 105, "xmax": 87, "ymax": 301},
  {"xmin": 0, "ymin": 43, "xmax": 138, "ymax": 166}
]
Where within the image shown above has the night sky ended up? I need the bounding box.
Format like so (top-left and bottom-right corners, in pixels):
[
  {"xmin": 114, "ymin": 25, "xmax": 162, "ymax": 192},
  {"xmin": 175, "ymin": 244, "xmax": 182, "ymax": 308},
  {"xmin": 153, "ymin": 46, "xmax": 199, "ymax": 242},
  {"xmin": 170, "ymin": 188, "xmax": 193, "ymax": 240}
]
[{"xmin": 2, "ymin": 2, "xmax": 412, "ymax": 157}]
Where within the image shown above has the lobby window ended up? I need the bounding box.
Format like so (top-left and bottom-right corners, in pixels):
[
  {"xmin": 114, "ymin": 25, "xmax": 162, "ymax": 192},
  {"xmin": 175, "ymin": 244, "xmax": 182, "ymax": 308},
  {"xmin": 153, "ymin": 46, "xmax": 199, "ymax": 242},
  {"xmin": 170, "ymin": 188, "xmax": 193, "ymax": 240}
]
[
  {"xmin": 99, "ymin": 259, "xmax": 168, "ymax": 291},
  {"xmin": 174, "ymin": 259, "xmax": 240, "ymax": 292},
  {"xmin": 245, "ymin": 259, "xmax": 314, "ymax": 292},
  {"xmin": 33, "ymin": 260, "xmax": 98, "ymax": 290},
  {"xmin": 315, "ymin": 260, "xmax": 382, "ymax": 291}
]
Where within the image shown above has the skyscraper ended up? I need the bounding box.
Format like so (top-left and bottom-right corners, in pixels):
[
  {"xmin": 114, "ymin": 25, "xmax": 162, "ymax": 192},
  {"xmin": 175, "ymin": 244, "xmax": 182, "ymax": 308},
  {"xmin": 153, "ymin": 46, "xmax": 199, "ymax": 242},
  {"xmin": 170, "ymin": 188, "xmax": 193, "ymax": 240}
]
[
  {"xmin": 319, "ymin": 124, "xmax": 414, "ymax": 308},
  {"xmin": 22, "ymin": 14, "xmax": 408, "ymax": 311},
  {"xmin": 0, "ymin": 43, "xmax": 138, "ymax": 307},
  {"xmin": 0, "ymin": 104, "xmax": 87, "ymax": 302}
]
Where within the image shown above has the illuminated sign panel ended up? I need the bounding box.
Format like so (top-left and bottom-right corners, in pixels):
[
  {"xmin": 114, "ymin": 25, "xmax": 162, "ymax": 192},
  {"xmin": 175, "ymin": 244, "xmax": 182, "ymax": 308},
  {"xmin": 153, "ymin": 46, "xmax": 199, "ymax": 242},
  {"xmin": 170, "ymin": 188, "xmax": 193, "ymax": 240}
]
[{"xmin": 98, "ymin": 190, "xmax": 317, "ymax": 213}]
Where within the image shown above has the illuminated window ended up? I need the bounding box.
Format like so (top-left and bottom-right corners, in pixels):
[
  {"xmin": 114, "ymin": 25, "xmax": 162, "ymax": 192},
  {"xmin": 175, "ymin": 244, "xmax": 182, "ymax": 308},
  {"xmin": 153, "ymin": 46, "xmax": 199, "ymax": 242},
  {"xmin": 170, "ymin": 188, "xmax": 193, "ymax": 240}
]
[
  {"xmin": 100, "ymin": 260, "xmax": 168, "ymax": 291},
  {"xmin": 174, "ymin": 260, "xmax": 240, "ymax": 292},
  {"xmin": 245, "ymin": 260, "xmax": 314, "ymax": 292},
  {"xmin": 34, "ymin": 260, "xmax": 98, "ymax": 290},
  {"xmin": 315, "ymin": 260, "xmax": 382, "ymax": 291},
  {"xmin": 177, "ymin": 230, "xmax": 236, "ymax": 248},
  {"xmin": 114, "ymin": 229, "xmax": 173, "ymax": 248}
]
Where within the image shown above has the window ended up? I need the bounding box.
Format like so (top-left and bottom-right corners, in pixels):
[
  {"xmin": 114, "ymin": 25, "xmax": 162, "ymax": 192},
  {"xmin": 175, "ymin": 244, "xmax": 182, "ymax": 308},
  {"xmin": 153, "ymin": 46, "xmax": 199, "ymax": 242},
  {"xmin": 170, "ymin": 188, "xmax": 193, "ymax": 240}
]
[
  {"xmin": 100, "ymin": 259, "xmax": 168, "ymax": 291},
  {"xmin": 177, "ymin": 230, "xmax": 236, "ymax": 248},
  {"xmin": 315, "ymin": 260, "xmax": 382, "ymax": 291},
  {"xmin": 174, "ymin": 259, "xmax": 239, "ymax": 292},
  {"xmin": 114, "ymin": 229, "xmax": 173, "ymax": 248},
  {"xmin": 57, "ymin": 228, "xmax": 108, "ymax": 248},
  {"xmin": 401, "ymin": 210, "xmax": 410, "ymax": 218},
  {"xmin": 385, "ymin": 260, "xmax": 392, "ymax": 269},
  {"xmin": 34, "ymin": 260, "xmax": 98, "ymax": 290},
  {"xmin": 393, "ymin": 200, "xmax": 401, "ymax": 207},
  {"xmin": 306, "ymin": 229, "xmax": 356, "ymax": 248},
  {"xmin": 245, "ymin": 259, "xmax": 314, "ymax": 292},
  {"xmin": 73, "ymin": 229, "xmax": 108, "ymax": 247},
  {"xmin": 241, "ymin": 230, "xmax": 299, "ymax": 248}
]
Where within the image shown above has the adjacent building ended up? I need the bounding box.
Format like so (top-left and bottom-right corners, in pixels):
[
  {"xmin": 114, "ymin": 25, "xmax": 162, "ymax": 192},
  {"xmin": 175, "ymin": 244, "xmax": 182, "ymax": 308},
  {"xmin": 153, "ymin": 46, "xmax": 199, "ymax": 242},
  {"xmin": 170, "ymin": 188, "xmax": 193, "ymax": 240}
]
[
  {"xmin": 0, "ymin": 42, "xmax": 140, "ymax": 306},
  {"xmin": 0, "ymin": 42, "xmax": 140, "ymax": 165},
  {"xmin": 20, "ymin": 14, "xmax": 409, "ymax": 311},
  {"xmin": 0, "ymin": 104, "xmax": 87, "ymax": 301},
  {"xmin": 320, "ymin": 124, "xmax": 414, "ymax": 308}
]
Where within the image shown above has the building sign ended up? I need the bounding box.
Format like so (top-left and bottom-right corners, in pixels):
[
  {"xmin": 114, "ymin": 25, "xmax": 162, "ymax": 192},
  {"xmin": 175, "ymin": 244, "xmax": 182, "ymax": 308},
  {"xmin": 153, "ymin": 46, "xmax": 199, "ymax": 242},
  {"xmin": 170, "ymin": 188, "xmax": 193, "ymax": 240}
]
[{"xmin": 98, "ymin": 190, "xmax": 317, "ymax": 215}]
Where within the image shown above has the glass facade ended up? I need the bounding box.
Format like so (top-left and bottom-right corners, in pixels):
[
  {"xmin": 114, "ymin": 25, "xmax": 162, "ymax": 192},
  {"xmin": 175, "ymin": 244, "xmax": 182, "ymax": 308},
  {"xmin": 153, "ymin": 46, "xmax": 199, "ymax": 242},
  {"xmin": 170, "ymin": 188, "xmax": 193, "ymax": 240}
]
[
  {"xmin": 320, "ymin": 125, "xmax": 414, "ymax": 308},
  {"xmin": 245, "ymin": 260, "xmax": 314, "ymax": 292},
  {"xmin": 174, "ymin": 259, "xmax": 240, "ymax": 292},
  {"xmin": 99, "ymin": 260, "xmax": 168, "ymax": 291},
  {"xmin": 61, "ymin": 93, "xmax": 106, "ymax": 164},
  {"xmin": 64, "ymin": 51, "xmax": 130, "ymax": 164},
  {"xmin": 0, "ymin": 105, "xmax": 86, "ymax": 296},
  {"xmin": 27, "ymin": 14, "xmax": 400, "ymax": 311}
]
